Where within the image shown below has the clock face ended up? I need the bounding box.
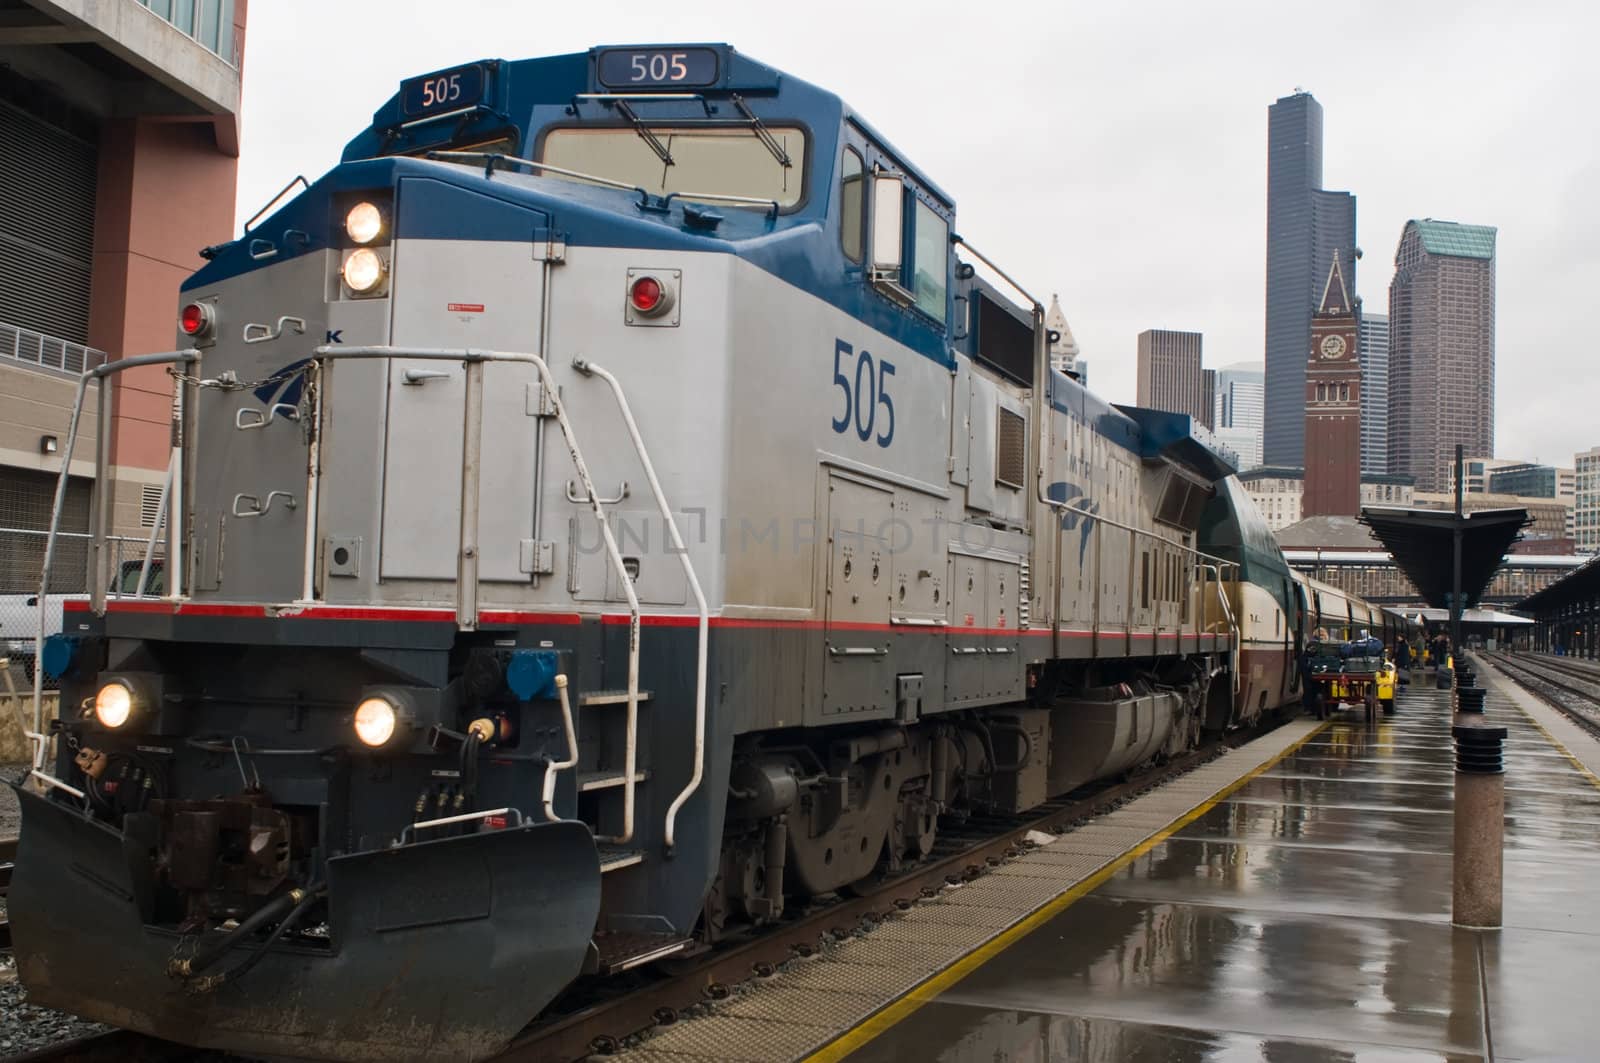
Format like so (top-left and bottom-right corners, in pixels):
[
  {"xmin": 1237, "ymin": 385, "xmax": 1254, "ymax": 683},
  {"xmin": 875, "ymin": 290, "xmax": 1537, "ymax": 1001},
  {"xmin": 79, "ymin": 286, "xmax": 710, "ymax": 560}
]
[{"xmin": 1319, "ymin": 334, "xmax": 1347, "ymax": 359}]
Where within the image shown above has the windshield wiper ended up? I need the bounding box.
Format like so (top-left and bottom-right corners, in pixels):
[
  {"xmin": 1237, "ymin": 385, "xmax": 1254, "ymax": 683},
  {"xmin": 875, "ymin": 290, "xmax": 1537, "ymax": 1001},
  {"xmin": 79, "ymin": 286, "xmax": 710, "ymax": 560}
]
[
  {"xmin": 732, "ymin": 94, "xmax": 792, "ymax": 169},
  {"xmin": 612, "ymin": 99, "xmax": 674, "ymax": 166}
]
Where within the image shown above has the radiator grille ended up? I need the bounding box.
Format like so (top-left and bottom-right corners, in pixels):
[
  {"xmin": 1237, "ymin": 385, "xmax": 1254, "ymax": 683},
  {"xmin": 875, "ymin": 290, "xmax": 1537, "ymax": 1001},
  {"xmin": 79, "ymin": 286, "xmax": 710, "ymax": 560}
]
[{"xmin": 996, "ymin": 408, "xmax": 1026, "ymax": 489}]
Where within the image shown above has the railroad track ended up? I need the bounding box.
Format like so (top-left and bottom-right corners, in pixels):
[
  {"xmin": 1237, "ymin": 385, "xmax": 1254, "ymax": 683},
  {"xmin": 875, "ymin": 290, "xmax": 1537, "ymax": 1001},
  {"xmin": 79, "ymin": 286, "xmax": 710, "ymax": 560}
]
[
  {"xmin": 1480, "ymin": 651, "xmax": 1600, "ymax": 740},
  {"xmin": 0, "ymin": 714, "xmax": 1291, "ymax": 1063},
  {"xmin": 2, "ymin": 834, "xmax": 15, "ymax": 953}
]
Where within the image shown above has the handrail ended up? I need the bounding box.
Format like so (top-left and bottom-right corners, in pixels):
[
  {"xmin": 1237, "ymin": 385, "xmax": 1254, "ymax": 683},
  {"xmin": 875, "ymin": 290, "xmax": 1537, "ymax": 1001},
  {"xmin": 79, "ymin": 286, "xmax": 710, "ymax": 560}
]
[
  {"xmin": 1200, "ymin": 563, "xmax": 1243, "ymax": 695},
  {"xmin": 574, "ymin": 358, "xmax": 710, "ymax": 854},
  {"xmin": 312, "ymin": 344, "xmax": 644, "ymax": 842},
  {"xmin": 32, "ymin": 349, "xmax": 200, "ymax": 784},
  {"xmin": 541, "ymin": 675, "xmax": 579, "ymax": 821}
]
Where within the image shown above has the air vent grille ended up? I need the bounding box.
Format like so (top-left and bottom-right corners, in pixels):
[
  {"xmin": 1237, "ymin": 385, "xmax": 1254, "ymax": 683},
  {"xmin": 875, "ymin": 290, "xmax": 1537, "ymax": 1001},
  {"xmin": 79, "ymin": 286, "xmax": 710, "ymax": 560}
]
[{"xmin": 996, "ymin": 407, "xmax": 1026, "ymax": 489}]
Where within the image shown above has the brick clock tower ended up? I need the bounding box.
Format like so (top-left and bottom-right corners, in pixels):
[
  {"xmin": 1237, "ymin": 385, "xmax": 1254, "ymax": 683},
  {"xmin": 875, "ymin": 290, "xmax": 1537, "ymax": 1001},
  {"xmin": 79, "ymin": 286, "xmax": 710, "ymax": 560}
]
[{"xmin": 1303, "ymin": 252, "xmax": 1361, "ymax": 517}]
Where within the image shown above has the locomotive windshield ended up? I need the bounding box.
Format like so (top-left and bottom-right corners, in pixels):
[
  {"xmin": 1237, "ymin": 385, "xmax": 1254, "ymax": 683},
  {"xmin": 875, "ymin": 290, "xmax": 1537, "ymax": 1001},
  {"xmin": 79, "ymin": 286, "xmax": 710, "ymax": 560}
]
[{"xmin": 540, "ymin": 125, "xmax": 805, "ymax": 207}]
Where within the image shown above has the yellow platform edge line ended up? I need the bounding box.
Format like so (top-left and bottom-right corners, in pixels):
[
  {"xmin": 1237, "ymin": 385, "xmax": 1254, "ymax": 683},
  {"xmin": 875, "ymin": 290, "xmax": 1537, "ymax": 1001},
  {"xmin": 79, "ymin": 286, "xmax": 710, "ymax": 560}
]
[{"xmin": 800, "ymin": 718, "xmax": 1332, "ymax": 1063}]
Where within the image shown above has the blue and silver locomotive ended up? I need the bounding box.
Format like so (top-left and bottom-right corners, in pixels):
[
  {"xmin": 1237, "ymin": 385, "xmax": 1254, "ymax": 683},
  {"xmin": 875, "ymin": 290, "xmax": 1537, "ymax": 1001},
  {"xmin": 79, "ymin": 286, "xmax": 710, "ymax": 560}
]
[{"xmin": 11, "ymin": 44, "xmax": 1323, "ymax": 1060}]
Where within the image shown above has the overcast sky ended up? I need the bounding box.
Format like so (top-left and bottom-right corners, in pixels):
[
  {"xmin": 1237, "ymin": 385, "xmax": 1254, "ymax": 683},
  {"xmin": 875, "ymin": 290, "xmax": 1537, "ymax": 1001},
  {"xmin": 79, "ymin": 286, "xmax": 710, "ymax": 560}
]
[{"xmin": 234, "ymin": 0, "xmax": 1598, "ymax": 467}]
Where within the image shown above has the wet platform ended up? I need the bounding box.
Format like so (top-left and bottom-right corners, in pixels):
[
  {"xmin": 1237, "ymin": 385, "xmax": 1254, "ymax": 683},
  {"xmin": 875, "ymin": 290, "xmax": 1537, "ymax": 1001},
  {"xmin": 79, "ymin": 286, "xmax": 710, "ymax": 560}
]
[{"xmin": 620, "ymin": 675, "xmax": 1600, "ymax": 1063}]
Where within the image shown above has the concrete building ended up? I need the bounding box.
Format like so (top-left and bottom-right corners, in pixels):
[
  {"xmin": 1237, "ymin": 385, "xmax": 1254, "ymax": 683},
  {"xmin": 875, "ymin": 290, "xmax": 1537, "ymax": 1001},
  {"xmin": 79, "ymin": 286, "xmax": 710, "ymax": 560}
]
[
  {"xmin": 1358, "ymin": 312, "xmax": 1388, "ymax": 475},
  {"xmin": 1136, "ymin": 329, "xmax": 1206, "ymax": 424},
  {"xmin": 1263, "ymin": 90, "xmax": 1357, "ymax": 469},
  {"xmin": 1412, "ymin": 491, "xmax": 1570, "ymax": 544},
  {"xmin": 1387, "ymin": 219, "xmax": 1497, "ymax": 493},
  {"xmin": 1201, "ymin": 368, "xmax": 1215, "ymax": 431},
  {"xmin": 0, "ymin": 0, "xmax": 246, "ymax": 592},
  {"xmin": 1577, "ymin": 447, "xmax": 1600, "ymax": 553},
  {"xmin": 1458, "ymin": 456, "xmax": 1520, "ymax": 495},
  {"xmin": 1303, "ymin": 254, "xmax": 1361, "ymax": 517},
  {"xmin": 1240, "ymin": 466, "xmax": 1415, "ymax": 532}
]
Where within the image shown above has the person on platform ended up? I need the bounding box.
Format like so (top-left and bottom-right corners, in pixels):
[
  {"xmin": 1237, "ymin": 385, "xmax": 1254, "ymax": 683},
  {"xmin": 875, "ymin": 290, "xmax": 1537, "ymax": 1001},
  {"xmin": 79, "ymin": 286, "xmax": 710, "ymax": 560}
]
[
  {"xmin": 1300, "ymin": 629, "xmax": 1326, "ymax": 720},
  {"xmin": 1395, "ymin": 634, "xmax": 1411, "ymax": 686}
]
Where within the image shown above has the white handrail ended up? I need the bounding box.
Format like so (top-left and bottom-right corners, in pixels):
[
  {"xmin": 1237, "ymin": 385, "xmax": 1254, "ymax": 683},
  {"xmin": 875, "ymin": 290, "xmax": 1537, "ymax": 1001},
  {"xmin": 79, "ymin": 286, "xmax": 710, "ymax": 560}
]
[
  {"xmin": 32, "ymin": 349, "xmax": 199, "ymax": 780},
  {"xmin": 541, "ymin": 675, "xmax": 579, "ymax": 821},
  {"xmin": 312, "ymin": 345, "xmax": 644, "ymax": 844},
  {"xmin": 575, "ymin": 359, "xmax": 710, "ymax": 853}
]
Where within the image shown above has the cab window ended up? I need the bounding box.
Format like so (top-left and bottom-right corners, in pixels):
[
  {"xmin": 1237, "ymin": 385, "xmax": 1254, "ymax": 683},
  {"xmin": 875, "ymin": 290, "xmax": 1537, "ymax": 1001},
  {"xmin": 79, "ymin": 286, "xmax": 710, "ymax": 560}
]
[
  {"xmin": 840, "ymin": 149, "xmax": 864, "ymax": 262},
  {"xmin": 911, "ymin": 199, "xmax": 947, "ymax": 322}
]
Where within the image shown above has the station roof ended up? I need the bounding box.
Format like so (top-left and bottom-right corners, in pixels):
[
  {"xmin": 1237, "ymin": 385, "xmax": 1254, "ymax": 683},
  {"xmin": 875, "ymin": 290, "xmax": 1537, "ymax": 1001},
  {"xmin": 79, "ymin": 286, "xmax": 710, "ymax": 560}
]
[
  {"xmin": 1357, "ymin": 505, "xmax": 1530, "ymax": 609},
  {"xmin": 1517, "ymin": 554, "xmax": 1600, "ymax": 615},
  {"xmin": 1406, "ymin": 607, "xmax": 1535, "ymax": 627}
]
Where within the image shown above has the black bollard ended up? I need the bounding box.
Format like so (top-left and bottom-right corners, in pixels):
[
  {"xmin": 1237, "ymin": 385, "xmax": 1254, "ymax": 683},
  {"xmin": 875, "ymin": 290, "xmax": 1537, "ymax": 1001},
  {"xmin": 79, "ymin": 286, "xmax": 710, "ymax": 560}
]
[
  {"xmin": 1456, "ymin": 687, "xmax": 1486, "ymax": 714},
  {"xmin": 1451, "ymin": 722, "xmax": 1507, "ymax": 928}
]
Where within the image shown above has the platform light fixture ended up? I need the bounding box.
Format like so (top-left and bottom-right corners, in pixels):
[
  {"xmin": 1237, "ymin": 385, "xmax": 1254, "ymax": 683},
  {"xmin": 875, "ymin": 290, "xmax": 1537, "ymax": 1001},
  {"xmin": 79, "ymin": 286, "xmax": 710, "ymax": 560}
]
[{"xmin": 39, "ymin": 434, "xmax": 57, "ymax": 455}]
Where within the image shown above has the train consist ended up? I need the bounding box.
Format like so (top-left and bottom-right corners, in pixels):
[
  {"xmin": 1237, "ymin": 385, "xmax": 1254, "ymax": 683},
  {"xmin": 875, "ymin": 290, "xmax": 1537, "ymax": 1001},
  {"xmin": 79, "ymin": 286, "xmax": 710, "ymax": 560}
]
[{"xmin": 10, "ymin": 45, "xmax": 1405, "ymax": 1061}]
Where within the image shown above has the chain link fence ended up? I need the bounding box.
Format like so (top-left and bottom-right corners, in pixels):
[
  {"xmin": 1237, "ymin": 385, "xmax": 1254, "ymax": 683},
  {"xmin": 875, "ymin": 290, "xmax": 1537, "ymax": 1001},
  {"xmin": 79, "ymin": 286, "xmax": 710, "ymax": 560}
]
[{"xmin": 1, "ymin": 469, "xmax": 164, "ymax": 691}]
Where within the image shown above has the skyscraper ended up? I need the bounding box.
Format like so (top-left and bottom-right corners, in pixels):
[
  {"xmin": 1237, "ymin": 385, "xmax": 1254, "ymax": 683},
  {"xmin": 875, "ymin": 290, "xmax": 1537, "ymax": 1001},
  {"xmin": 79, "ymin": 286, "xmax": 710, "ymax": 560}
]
[
  {"xmin": 1303, "ymin": 254, "xmax": 1361, "ymax": 517},
  {"xmin": 1387, "ymin": 219, "xmax": 1497, "ymax": 492},
  {"xmin": 1264, "ymin": 91, "xmax": 1357, "ymax": 468},
  {"xmin": 1045, "ymin": 293, "xmax": 1081, "ymax": 377},
  {"xmin": 1136, "ymin": 329, "xmax": 1206, "ymax": 423},
  {"xmin": 1358, "ymin": 313, "xmax": 1389, "ymax": 475},
  {"xmin": 1213, "ymin": 363, "xmax": 1264, "ymax": 470},
  {"xmin": 1201, "ymin": 369, "xmax": 1216, "ymax": 430}
]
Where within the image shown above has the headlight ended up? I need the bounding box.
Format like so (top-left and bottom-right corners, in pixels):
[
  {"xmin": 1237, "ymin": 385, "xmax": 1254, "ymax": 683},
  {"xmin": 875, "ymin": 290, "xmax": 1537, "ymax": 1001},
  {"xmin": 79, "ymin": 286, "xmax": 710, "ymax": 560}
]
[
  {"xmin": 341, "ymin": 249, "xmax": 386, "ymax": 294},
  {"xmin": 354, "ymin": 696, "xmax": 398, "ymax": 747},
  {"xmin": 95, "ymin": 680, "xmax": 136, "ymax": 729},
  {"xmin": 345, "ymin": 201, "xmax": 385, "ymax": 245}
]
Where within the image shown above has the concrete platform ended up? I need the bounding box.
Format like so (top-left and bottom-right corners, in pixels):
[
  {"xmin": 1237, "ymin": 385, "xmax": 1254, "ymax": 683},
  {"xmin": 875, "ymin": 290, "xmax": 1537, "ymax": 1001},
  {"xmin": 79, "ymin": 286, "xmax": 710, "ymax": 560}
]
[
  {"xmin": 816, "ymin": 683, "xmax": 1600, "ymax": 1062},
  {"xmin": 615, "ymin": 680, "xmax": 1600, "ymax": 1062}
]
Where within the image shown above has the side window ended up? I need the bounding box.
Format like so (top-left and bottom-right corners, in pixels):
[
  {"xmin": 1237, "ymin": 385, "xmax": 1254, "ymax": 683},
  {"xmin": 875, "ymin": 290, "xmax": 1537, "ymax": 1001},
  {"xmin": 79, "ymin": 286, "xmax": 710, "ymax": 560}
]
[
  {"xmin": 911, "ymin": 199, "xmax": 948, "ymax": 323},
  {"xmin": 840, "ymin": 148, "xmax": 864, "ymax": 263}
]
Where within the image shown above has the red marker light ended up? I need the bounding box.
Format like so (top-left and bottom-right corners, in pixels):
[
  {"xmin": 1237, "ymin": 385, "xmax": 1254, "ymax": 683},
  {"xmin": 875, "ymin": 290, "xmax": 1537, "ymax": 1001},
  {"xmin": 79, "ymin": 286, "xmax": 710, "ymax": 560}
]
[
  {"xmin": 179, "ymin": 302, "xmax": 210, "ymax": 336},
  {"xmin": 629, "ymin": 276, "xmax": 663, "ymax": 314}
]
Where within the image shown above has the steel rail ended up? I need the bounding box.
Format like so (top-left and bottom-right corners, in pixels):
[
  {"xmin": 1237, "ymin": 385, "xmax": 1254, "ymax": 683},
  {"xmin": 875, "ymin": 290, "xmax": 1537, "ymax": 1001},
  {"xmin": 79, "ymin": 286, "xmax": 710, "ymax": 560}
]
[{"xmin": 1480, "ymin": 652, "xmax": 1600, "ymax": 741}]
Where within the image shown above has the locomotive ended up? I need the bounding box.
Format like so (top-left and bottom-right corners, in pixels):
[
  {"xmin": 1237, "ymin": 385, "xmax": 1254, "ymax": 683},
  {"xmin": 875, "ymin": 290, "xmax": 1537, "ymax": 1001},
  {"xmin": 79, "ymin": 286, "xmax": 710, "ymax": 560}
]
[{"xmin": 10, "ymin": 44, "xmax": 1391, "ymax": 1061}]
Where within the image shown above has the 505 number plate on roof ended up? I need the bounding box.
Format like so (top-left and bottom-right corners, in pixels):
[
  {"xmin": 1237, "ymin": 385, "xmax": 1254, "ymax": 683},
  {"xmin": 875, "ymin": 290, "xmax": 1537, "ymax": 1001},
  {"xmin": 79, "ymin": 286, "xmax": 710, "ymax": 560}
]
[
  {"xmin": 596, "ymin": 48, "xmax": 719, "ymax": 89},
  {"xmin": 401, "ymin": 63, "xmax": 487, "ymax": 119}
]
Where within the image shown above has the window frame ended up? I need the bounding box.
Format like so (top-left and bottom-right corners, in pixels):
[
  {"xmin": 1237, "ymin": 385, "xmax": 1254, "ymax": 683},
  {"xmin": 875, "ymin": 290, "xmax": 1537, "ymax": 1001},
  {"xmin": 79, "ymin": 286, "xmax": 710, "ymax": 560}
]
[
  {"xmin": 532, "ymin": 119, "xmax": 814, "ymax": 215},
  {"xmin": 839, "ymin": 147, "xmax": 865, "ymax": 263}
]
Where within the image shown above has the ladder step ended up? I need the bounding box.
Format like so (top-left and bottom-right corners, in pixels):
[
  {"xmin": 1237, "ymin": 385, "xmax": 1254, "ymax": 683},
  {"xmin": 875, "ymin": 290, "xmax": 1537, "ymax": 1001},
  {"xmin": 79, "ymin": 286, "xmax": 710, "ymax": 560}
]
[
  {"xmin": 592, "ymin": 931, "xmax": 692, "ymax": 974},
  {"xmin": 578, "ymin": 770, "xmax": 649, "ymax": 793},
  {"xmin": 597, "ymin": 846, "xmax": 645, "ymax": 874},
  {"xmin": 579, "ymin": 689, "xmax": 654, "ymax": 707}
]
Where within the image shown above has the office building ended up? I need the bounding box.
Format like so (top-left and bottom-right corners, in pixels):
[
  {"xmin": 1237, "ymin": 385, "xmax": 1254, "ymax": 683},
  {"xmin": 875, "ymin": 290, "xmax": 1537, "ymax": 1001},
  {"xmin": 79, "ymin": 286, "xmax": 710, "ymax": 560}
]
[
  {"xmin": 1488, "ymin": 463, "xmax": 1560, "ymax": 499},
  {"xmin": 1387, "ymin": 219, "xmax": 1497, "ymax": 493},
  {"xmin": 1264, "ymin": 90, "xmax": 1357, "ymax": 468},
  {"xmin": 1201, "ymin": 369, "xmax": 1216, "ymax": 430},
  {"xmin": 1045, "ymin": 293, "xmax": 1081, "ymax": 378},
  {"xmin": 1577, "ymin": 447, "xmax": 1600, "ymax": 554},
  {"xmin": 1358, "ymin": 312, "xmax": 1388, "ymax": 475},
  {"xmin": 1215, "ymin": 363, "xmax": 1265, "ymax": 432},
  {"xmin": 1240, "ymin": 466, "xmax": 1414, "ymax": 533},
  {"xmin": 0, "ymin": 0, "xmax": 245, "ymax": 592},
  {"xmin": 1136, "ymin": 329, "xmax": 1206, "ymax": 424}
]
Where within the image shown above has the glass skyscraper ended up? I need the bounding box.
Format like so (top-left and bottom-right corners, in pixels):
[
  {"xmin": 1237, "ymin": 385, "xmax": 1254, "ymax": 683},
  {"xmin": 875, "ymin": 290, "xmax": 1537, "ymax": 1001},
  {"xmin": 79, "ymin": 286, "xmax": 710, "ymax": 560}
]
[
  {"xmin": 1359, "ymin": 313, "xmax": 1389, "ymax": 475},
  {"xmin": 1264, "ymin": 92, "xmax": 1357, "ymax": 468}
]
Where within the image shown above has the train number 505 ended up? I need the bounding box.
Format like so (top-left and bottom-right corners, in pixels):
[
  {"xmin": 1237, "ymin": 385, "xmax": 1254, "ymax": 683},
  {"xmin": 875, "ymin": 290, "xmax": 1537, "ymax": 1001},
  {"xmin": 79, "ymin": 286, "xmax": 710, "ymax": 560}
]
[{"xmin": 831, "ymin": 339, "xmax": 895, "ymax": 448}]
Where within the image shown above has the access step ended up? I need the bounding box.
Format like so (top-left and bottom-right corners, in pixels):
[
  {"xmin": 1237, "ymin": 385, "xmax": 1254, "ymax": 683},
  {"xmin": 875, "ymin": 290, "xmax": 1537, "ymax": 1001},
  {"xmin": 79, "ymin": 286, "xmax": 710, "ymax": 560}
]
[
  {"xmin": 597, "ymin": 846, "xmax": 644, "ymax": 874},
  {"xmin": 579, "ymin": 689, "xmax": 653, "ymax": 707},
  {"xmin": 578, "ymin": 770, "xmax": 649, "ymax": 793},
  {"xmin": 591, "ymin": 931, "xmax": 692, "ymax": 974}
]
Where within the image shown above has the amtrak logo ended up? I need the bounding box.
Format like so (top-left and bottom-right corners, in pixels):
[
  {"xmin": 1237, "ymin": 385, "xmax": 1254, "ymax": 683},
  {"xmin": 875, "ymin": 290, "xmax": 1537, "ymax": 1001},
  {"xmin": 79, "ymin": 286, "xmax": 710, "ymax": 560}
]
[
  {"xmin": 253, "ymin": 358, "xmax": 312, "ymax": 408},
  {"xmin": 1047, "ymin": 481, "xmax": 1099, "ymax": 564}
]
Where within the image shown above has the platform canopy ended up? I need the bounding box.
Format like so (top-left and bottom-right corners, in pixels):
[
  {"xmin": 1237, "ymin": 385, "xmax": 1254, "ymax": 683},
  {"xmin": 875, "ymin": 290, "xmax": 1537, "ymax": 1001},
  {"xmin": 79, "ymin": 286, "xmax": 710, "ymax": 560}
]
[
  {"xmin": 1517, "ymin": 553, "xmax": 1600, "ymax": 614},
  {"xmin": 1357, "ymin": 505, "xmax": 1530, "ymax": 610}
]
